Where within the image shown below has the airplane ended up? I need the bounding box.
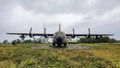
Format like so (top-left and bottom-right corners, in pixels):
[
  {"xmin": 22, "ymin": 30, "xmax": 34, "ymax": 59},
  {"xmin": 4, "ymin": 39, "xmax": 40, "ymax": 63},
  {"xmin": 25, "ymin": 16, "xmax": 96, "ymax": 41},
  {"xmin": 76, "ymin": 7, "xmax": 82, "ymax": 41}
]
[{"xmin": 6, "ymin": 24, "xmax": 113, "ymax": 47}]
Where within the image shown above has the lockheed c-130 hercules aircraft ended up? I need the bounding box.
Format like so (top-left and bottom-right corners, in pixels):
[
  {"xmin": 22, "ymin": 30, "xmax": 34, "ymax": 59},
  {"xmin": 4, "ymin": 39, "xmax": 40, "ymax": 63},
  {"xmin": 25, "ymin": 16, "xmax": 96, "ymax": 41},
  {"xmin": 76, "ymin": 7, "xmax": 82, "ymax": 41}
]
[{"xmin": 7, "ymin": 24, "xmax": 113, "ymax": 47}]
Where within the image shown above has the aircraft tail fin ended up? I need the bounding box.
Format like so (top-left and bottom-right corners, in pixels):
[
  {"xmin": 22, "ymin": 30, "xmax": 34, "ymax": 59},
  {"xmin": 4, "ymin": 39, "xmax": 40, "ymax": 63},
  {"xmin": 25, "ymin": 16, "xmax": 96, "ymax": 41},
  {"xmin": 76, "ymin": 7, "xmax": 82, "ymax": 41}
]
[{"xmin": 59, "ymin": 24, "xmax": 61, "ymax": 31}]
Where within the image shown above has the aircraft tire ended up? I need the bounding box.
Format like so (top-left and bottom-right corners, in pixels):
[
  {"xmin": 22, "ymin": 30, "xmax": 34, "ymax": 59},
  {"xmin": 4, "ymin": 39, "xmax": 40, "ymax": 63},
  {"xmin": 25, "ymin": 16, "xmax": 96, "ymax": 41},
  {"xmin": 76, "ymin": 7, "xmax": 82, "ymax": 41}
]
[
  {"xmin": 57, "ymin": 44, "xmax": 61, "ymax": 47},
  {"xmin": 52, "ymin": 43, "xmax": 55, "ymax": 46},
  {"xmin": 64, "ymin": 43, "xmax": 67, "ymax": 47}
]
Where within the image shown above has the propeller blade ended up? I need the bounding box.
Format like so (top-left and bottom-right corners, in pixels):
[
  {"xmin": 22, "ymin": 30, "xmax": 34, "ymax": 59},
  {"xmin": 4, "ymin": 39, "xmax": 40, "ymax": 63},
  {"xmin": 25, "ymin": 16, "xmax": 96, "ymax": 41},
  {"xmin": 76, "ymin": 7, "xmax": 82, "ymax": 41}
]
[
  {"xmin": 87, "ymin": 28, "xmax": 91, "ymax": 38},
  {"xmin": 72, "ymin": 28, "xmax": 75, "ymax": 38},
  {"xmin": 29, "ymin": 27, "xmax": 33, "ymax": 38},
  {"xmin": 73, "ymin": 28, "xmax": 75, "ymax": 35},
  {"xmin": 44, "ymin": 28, "xmax": 46, "ymax": 34},
  {"xmin": 30, "ymin": 27, "xmax": 32, "ymax": 34},
  {"xmin": 88, "ymin": 28, "xmax": 90, "ymax": 35},
  {"xmin": 43, "ymin": 24, "xmax": 48, "ymax": 38}
]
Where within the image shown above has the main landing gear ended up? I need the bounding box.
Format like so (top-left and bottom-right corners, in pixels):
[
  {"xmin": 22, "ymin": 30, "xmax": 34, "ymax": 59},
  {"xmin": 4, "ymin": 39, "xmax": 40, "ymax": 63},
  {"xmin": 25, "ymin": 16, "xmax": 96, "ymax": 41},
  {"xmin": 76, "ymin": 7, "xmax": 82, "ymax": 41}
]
[{"xmin": 52, "ymin": 43, "xmax": 67, "ymax": 47}]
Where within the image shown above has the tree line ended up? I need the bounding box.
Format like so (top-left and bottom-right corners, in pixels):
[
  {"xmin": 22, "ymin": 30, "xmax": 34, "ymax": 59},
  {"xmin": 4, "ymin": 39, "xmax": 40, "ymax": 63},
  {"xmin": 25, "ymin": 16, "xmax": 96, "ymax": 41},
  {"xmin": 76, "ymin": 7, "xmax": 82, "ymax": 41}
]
[
  {"xmin": 2, "ymin": 38, "xmax": 42, "ymax": 45},
  {"xmin": 1, "ymin": 37, "xmax": 119, "ymax": 45},
  {"xmin": 11, "ymin": 38, "xmax": 42, "ymax": 45},
  {"xmin": 77, "ymin": 37, "xmax": 118, "ymax": 43}
]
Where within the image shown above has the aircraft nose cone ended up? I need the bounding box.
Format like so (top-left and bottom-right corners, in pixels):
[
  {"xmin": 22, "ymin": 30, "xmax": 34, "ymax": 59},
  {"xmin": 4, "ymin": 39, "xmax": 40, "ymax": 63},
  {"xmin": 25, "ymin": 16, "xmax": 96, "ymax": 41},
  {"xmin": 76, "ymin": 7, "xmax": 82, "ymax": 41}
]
[{"xmin": 56, "ymin": 36, "xmax": 63, "ymax": 43}]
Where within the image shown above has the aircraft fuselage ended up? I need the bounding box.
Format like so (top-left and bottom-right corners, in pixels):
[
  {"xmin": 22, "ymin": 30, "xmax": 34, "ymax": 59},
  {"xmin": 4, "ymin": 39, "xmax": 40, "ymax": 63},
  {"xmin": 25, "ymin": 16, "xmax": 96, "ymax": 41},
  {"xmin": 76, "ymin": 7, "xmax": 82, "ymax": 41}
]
[{"xmin": 52, "ymin": 31, "xmax": 67, "ymax": 47}]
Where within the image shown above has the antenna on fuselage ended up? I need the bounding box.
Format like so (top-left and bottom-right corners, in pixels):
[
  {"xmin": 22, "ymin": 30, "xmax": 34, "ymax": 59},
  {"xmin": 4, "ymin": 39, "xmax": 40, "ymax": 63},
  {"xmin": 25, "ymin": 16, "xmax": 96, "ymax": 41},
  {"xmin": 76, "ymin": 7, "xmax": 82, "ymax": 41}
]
[{"xmin": 59, "ymin": 24, "xmax": 61, "ymax": 31}]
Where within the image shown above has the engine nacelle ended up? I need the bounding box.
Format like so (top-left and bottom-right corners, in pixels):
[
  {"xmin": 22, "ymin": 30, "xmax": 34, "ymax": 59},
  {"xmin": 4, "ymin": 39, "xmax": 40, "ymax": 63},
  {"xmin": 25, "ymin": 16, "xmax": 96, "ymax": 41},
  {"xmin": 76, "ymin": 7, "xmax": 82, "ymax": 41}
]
[
  {"xmin": 87, "ymin": 35, "xmax": 91, "ymax": 38},
  {"xmin": 44, "ymin": 34, "xmax": 48, "ymax": 38},
  {"xmin": 19, "ymin": 35, "xmax": 25, "ymax": 39},
  {"xmin": 71, "ymin": 35, "xmax": 75, "ymax": 38},
  {"xmin": 29, "ymin": 34, "xmax": 33, "ymax": 38}
]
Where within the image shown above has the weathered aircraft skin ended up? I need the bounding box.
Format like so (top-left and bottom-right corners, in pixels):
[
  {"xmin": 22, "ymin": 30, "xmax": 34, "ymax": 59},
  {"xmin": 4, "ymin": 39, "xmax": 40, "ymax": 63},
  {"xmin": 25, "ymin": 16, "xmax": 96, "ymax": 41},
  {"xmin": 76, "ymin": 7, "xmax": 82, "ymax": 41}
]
[{"xmin": 53, "ymin": 31, "xmax": 67, "ymax": 47}]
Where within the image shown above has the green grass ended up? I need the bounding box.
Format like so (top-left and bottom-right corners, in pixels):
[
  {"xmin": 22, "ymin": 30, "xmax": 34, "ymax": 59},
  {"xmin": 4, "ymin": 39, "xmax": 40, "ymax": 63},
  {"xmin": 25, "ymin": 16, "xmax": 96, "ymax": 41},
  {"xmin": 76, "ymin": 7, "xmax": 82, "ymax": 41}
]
[{"xmin": 0, "ymin": 43, "xmax": 120, "ymax": 68}]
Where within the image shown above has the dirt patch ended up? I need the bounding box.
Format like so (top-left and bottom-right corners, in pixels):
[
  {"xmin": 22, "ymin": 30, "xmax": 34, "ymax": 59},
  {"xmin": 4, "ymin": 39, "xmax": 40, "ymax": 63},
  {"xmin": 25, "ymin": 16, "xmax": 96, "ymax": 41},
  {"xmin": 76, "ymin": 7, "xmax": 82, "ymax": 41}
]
[{"xmin": 31, "ymin": 46, "xmax": 89, "ymax": 50}]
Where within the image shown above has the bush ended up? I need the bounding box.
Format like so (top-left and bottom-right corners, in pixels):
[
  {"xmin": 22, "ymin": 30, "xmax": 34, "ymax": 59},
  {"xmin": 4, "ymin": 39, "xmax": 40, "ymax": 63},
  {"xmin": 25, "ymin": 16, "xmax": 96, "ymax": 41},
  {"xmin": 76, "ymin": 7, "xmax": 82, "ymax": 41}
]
[
  {"xmin": 12, "ymin": 40, "xmax": 17, "ymax": 45},
  {"xmin": 11, "ymin": 38, "xmax": 42, "ymax": 45},
  {"xmin": 11, "ymin": 39, "xmax": 22, "ymax": 45},
  {"xmin": 3, "ymin": 40, "xmax": 8, "ymax": 44},
  {"xmin": 78, "ymin": 37, "xmax": 117, "ymax": 43},
  {"xmin": 23, "ymin": 40, "xmax": 33, "ymax": 44}
]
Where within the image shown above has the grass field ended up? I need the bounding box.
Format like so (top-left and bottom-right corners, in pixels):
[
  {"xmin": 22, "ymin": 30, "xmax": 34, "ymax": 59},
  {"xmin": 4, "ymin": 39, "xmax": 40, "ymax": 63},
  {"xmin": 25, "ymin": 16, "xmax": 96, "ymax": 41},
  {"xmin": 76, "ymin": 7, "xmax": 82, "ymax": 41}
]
[{"xmin": 0, "ymin": 43, "xmax": 120, "ymax": 68}]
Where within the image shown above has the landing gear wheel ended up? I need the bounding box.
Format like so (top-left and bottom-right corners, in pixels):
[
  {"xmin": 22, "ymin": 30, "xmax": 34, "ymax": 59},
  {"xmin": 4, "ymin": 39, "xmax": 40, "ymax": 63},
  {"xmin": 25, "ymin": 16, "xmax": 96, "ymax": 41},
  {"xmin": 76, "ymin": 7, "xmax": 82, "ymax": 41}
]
[
  {"xmin": 64, "ymin": 43, "xmax": 67, "ymax": 47},
  {"xmin": 58, "ymin": 44, "xmax": 61, "ymax": 47},
  {"xmin": 52, "ymin": 43, "xmax": 55, "ymax": 47}
]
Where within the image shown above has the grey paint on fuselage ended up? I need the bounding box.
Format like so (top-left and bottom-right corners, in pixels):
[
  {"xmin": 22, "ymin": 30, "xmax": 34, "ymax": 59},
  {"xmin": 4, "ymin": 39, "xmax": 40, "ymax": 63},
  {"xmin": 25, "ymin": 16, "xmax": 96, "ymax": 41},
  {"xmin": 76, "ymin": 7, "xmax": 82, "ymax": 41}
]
[{"xmin": 53, "ymin": 31, "xmax": 67, "ymax": 46}]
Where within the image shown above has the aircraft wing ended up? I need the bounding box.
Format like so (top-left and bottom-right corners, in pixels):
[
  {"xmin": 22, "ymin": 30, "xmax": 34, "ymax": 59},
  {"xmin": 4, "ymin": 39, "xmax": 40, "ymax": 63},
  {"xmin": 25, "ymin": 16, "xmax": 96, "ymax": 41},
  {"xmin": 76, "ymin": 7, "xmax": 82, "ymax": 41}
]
[
  {"xmin": 66, "ymin": 34, "xmax": 113, "ymax": 36},
  {"xmin": 6, "ymin": 33, "xmax": 53, "ymax": 36},
  {"xmin": 66, "ymin": 28, "xmax": 113, "ymax": 38},
  {"xmin": 66, "ymin": 33, "xmax": 113, "ymax": 38}
]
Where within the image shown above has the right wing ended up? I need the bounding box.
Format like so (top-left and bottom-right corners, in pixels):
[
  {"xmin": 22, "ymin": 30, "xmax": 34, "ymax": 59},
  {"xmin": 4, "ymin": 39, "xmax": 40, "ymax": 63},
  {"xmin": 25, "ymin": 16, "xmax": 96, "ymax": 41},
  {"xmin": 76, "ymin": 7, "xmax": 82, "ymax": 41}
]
[
  {"xmin": 6, "ymin": 27, "xmax": 53, "ymax": 38},
  {"xmin": 6, "ymin": 33, "xmax": 53, "ymax": 36}
]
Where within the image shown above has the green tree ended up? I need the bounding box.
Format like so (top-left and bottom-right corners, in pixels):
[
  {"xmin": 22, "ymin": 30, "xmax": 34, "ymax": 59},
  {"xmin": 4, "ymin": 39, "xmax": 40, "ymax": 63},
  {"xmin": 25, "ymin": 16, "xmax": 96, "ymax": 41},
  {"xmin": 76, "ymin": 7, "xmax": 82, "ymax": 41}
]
[
  {"xmin": 11, "ymin": 39, "xmax": 22, "ymax": 45},
  {"xmin": 23, "ymin": 39, "xmax": 33, "ymax": 43},
  {"xmin": 37, "ymin": 38, "xmax": 41, "ymax": 44},
  {"xmin": 16, "ymin": 39, "xmax": 21, "ymax": 44},
  {"xmin": 3, "ymin": 40, "xmax": 8, "ymax": 44},
  {"xmin": 77, "ymin": 37, "xmax": 117, "ymax": 43},
  {"xmin": 12, "ymin": 40, "xmax": 17, "ymax": 45},
  {"xmin": 110, "ymin": 38, "xmax": 117, "ymax": 43}
]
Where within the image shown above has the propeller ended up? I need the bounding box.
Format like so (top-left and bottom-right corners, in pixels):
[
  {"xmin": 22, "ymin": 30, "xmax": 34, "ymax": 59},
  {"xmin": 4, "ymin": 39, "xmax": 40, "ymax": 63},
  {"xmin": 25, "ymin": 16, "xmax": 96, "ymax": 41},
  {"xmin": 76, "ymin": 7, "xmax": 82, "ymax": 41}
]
[
  {"xmin": 43, "ymin": 24, "xmax": 48, "ymax": 38},
  {"xmin": 19, "ymin": 35, "xmax": 25, "ymax": 40},
  {"xmin": 72, "ymin": 28, "xmax": 75, "ymax": 38},
  {"xmin": 29, "ymin": 27, "xmax": 33, "ymax": 38},
  {"xmin": 87, "ymin": 28, "xmax": 91, "ymax": 38}
]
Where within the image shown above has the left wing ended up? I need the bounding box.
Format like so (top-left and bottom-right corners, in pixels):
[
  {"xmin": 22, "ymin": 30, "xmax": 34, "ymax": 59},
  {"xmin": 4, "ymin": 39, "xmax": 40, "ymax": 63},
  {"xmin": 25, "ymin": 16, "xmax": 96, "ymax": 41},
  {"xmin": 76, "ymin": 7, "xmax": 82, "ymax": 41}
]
[
  {"xmin": 66, "ymin": 33, "xmax": 113, "ymax": 38},
  {"xmin": 66, "ymin": 28, "xmax": 113, "ymax": 38}
]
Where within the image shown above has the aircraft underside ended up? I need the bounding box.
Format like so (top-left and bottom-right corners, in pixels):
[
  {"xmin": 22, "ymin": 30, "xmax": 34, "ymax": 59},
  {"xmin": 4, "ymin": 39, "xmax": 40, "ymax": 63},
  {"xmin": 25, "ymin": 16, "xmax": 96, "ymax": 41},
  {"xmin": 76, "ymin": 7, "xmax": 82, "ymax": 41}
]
[
  {"xmin": 52, "ymin": 35, "xmax": 67, "ymax": 47},
  {"xmin": 52, "ymin": 42, "xmax": 67, "ymax": 47}
]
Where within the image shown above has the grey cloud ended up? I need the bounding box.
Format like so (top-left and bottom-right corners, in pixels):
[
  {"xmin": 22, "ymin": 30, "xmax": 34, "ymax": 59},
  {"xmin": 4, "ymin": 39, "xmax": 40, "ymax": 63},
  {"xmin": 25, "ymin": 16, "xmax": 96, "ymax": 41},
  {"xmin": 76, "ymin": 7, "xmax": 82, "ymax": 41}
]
[
  {"xmin": 94, "ymin": 0, "xmax": 120, "ymax": 13},
  {"xmin": 0, "ymin": 0, "xmax": 120, "ymax": 42},
  {"xmin": 19, "ymin": 0, "xmax": 120, "ymax": 15},
  {"xmin": 1, "ymin": 0, "xmax": 120, "ymax": 14},
  {"xmin": 20, "ymin": 0, "xmax": 88, "ymax": 14}
]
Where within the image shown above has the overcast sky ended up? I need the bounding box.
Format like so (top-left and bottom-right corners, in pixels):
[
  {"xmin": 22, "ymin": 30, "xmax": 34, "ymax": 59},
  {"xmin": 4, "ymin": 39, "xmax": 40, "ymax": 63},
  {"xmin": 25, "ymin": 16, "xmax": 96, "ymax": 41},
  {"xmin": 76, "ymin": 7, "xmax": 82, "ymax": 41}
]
[{"xmin": 0, "ymin": 0, "xmax": 120, "ymax": 42}]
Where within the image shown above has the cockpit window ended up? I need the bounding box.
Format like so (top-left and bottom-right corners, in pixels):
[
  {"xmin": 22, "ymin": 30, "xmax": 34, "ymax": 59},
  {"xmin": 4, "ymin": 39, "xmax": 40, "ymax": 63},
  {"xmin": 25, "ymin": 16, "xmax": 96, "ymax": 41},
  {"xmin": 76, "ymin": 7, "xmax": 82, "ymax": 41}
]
[{"xmin": 54, "ymin": 31, "xmax": 65, "ymax": 36}]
